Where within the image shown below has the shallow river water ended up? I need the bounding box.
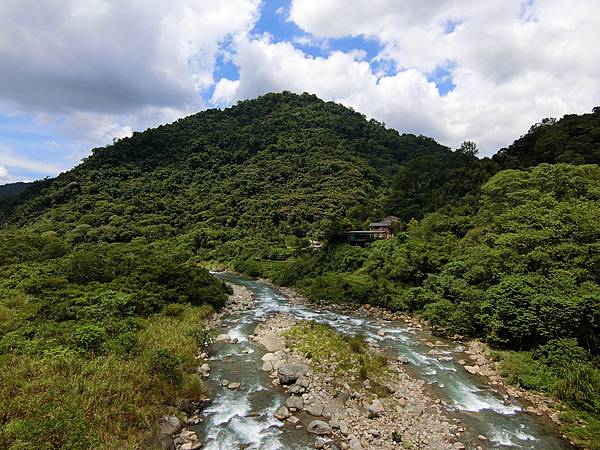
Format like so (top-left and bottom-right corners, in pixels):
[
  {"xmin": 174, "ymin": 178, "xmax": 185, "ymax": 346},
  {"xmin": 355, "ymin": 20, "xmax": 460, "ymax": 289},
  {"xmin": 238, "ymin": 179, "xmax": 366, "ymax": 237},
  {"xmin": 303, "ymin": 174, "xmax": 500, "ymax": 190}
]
[{"xmin": 197, "ymin": 273, "xmax": 571, "ymax": 449}]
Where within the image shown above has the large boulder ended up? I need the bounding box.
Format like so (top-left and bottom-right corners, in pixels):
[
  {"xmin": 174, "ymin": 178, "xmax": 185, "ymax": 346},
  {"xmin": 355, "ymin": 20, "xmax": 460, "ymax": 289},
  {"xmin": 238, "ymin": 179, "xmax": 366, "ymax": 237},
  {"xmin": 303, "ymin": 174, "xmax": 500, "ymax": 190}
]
[
  {"xmin": 277, "ymin": 363, "xmax": 309, "ymax": 384},
  {"xmin": 259, "ymin": 332, "xmax": 283, "ymax": 352},
  {"xmin": 307, "ymin": 420, "xmax": 333, "ymax": 435},
  {"xmin": 286, "ymin": 396, "xmax": 304, "ymax": 410},
  {"xmin": 158, "ymin": 415, "xmax": 181, "ymax": 435}
]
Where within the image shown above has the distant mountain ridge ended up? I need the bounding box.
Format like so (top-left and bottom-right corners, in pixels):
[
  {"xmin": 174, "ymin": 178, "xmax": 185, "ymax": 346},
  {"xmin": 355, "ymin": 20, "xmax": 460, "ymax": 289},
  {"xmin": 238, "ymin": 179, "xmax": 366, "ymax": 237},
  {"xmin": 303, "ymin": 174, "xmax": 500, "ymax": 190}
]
[{"xmin": 0, "ymin": 182, "xmax": 33, "ymax": 201}]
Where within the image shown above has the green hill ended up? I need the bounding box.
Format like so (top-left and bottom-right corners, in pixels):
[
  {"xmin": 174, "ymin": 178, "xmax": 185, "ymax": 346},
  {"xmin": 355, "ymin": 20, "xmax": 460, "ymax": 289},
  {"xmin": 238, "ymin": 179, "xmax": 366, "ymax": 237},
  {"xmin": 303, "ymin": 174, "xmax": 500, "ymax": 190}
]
[{"xmin": 2, "ymin": 92, "xmax": 458, "ymax": 259}]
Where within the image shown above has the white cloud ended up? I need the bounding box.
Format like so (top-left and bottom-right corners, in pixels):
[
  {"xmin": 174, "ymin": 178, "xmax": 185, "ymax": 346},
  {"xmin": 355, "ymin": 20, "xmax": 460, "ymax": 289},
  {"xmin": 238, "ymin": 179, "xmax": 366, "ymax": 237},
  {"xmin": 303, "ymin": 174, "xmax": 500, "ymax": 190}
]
[
  {"xmin": 1, "ymin": 0, "xmax": 599, "ymax": 173},
  {"xmin": 0, "ymin": 164, "xmax": 8, "ymax": 178},
  {"xmin": 0, "ymin": 145, "xmax": 69, "ymax": 175},
  {"xmin": 267, "ymin": 0, "xmax": 600, "ymax": 153},
  {"xmin": 0, "ymin": 0, "xmax": 261, "ymax": 157},
  {"xmin": 211, "ymin": 78, "xmax": 241, "ymax": 106}
]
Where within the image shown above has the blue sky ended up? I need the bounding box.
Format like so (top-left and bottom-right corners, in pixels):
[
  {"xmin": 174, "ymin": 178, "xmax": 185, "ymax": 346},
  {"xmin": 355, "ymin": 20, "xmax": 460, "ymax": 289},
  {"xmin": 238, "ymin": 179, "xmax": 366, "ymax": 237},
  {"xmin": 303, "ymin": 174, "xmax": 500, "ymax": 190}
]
[{"xmin": 1, "ymin": 0, "xmax": 598, "ymax": 184}]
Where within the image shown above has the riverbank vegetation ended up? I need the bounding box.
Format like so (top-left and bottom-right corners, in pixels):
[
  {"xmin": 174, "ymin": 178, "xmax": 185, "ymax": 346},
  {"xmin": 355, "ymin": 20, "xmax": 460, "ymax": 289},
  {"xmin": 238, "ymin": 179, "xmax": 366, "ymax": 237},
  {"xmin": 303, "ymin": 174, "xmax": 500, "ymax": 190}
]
[
  {"xmin": 0, "ymin": 234, "xmax": 224, "ymax": 448},
  {"xmin": 1, "ymin": 93, "xmax": 599, "ymax": 447}
]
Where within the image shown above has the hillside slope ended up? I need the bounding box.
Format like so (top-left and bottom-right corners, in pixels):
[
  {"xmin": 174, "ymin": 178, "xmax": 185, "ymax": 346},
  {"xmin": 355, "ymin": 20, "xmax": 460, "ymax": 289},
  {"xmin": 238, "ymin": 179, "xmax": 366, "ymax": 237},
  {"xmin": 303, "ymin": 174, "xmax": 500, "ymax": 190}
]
[{"xmin": 3, "ymin": 92, "xmax": 455, "ymax": 258}]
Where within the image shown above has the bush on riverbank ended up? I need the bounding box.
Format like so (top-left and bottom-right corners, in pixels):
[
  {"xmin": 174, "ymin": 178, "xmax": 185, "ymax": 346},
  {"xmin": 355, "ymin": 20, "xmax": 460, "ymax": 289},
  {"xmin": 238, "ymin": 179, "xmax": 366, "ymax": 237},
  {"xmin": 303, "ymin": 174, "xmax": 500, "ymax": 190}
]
[{"xmin": 0, "ymin": 233, "xmax": 223, "ymax": 448}]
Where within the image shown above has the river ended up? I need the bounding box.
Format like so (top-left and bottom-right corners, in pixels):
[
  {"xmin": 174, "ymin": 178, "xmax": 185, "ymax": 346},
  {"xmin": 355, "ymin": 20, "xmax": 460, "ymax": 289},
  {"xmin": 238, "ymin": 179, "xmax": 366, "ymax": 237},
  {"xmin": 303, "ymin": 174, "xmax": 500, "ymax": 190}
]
[{"xmin": 196, "ymin": 272, "xmax": 571, "ymax": 449}]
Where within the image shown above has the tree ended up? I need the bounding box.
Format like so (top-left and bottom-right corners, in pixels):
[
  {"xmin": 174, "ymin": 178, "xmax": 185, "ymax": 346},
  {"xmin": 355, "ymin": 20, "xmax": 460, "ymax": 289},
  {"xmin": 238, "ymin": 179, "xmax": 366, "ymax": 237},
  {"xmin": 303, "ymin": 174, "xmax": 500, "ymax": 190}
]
[{"xmin": 458, "ymin": 140, "xmax": 479, "ymax": 157}]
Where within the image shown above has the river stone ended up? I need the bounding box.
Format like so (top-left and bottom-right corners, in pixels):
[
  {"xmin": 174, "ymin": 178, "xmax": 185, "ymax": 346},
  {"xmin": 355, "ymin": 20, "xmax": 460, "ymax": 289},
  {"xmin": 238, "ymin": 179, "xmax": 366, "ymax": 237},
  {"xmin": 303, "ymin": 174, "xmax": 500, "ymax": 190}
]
[
  {"xmin": 275, "ymin": 405, "xmax": 290, "ymax": 420},
  {"xmin": 367, "ymin": 399, "xmax": 384, "ymax": 418},
  {"xmin": 306, "ymin": 403, "xmax": 324, "ymax": 416},
  {"xmin": 216, "ymin": 334, "xmax": 230, "ymax": 342},
  {"xmin": 287, "ymin": 384, "xmax": 304, "ymax": 394},
  {"xmin": 260, "ymin": 332, "xmax": 283, "ymax": 352},
  {"xmin": 397, "ymin": 355, "xmax": 409, "ymax": 364},
  {"xmin": 277, "ymin": 363, "xmax": 309, "ymax": 384},
  {"xmin": 307, "ymin": 420, "xmax": 332, "ymax": 435},
  {"xmin": 349, "ymin": 437, "xmax": 363, "ymax": 450},
  {"xmin": 158, "ymin": 415, "xmax": 181, "ymax": 435},
  {"xmin": 286, "ymin": 396, "xmax": 304, "ymax": 410},
  {"xmin": 227, "ymin": 382, "xmax": 241, "ymax": 390},
  {"xmin": 158, "ymin": 433, "xmax": 176, "ymax": 450},
  {"xmin": 464, "ymin": 365, "xmax": 479, "ymax": 375},
  {"xmin": 262, "ymin": 352, "xmax": 276, "ymax": 361},
  {"xmin": 261, "ymin": 361, "xmax": 273, "ymax": 371},
  {"xmin": 339, "ymin": 420, "xmax": 349, "ymax": 435},
  {"xmin": 453, "ymin": 443, "xmax": 466, "ymax": 450}
]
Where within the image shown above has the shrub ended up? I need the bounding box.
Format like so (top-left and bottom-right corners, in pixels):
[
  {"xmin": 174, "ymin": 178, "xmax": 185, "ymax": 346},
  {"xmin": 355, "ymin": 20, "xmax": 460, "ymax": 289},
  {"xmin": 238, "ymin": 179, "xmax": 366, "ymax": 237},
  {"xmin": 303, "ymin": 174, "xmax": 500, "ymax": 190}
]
[
  {"xmin": 147, "ymin": 349, "xmax": 181, "ymax": 381},
  {"xmin": 73, "ymin": 324, "xmax": 107, "ymax": 352},
  {"xmin": 346, "ymin": 334, "xmax": 366, "ymax": 354},
  {"xmin": 182, "ymin": 373, "xmax": 209, "ymax": 401},
  {"xmin": 161, "ymin": 303, "xmax": 186, "ymax": 317},
  {"xmin": 187, "ymin": 326, "xmax": 214, "ymax": 349}
]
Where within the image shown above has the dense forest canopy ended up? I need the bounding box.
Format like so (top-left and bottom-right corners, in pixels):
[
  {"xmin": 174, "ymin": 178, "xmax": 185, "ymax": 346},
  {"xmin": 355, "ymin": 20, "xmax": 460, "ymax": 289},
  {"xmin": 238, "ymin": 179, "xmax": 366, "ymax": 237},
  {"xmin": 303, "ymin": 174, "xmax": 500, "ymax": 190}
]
[{"xmin": 1, "ymin": 92, "xmax": 600, "ymax": 447}]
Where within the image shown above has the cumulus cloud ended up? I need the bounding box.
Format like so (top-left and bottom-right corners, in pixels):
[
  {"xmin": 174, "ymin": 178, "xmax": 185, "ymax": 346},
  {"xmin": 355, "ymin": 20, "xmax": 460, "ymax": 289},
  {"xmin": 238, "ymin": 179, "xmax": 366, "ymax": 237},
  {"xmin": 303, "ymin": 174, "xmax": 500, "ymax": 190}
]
[
  {"xmin": 0, "ymin": 0, "xmax": 260, "ymax": 156},
  {"xmin": 1, "ymin": 0, "xmax": 599, "ymax": 177},
  {"xmin": 279, "ymin": 0, "xmax": 600, "ymax": 152},
  {"xmin": 0, "ymin": 164, "xmax": 8, "ymax": 179}
]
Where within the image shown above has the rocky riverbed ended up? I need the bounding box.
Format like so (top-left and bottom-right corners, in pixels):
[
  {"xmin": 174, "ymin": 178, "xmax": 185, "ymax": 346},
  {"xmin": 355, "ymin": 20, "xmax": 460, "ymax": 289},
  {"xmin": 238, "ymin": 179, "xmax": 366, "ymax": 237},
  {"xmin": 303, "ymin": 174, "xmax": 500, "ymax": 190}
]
[
  {"xmin": 151, "ymin": 273, "xmax": 572, "ymax": 449},
  {"xmin": 251, "ymin": 313, "xmax": 462, "ymax": 449}
]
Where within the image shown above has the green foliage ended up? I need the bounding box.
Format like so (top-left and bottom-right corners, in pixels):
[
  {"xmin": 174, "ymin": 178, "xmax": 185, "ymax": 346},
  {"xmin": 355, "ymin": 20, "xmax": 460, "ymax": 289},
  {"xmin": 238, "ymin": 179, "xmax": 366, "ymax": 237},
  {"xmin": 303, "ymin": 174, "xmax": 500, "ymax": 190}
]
[
  {"xmin": 147, "ymin": 349, "xmax": 182, "ymax": 381},
  {"xmin": 72, "ymin": 324, "xmax": 107, "ymax": 351},
  {"xmin": 187, "ymin": 326, "xmax": 215, "ymax": 349},
  {"xmin": 1, "ymin": 93, "xmax": 600, "ymax": 447}
]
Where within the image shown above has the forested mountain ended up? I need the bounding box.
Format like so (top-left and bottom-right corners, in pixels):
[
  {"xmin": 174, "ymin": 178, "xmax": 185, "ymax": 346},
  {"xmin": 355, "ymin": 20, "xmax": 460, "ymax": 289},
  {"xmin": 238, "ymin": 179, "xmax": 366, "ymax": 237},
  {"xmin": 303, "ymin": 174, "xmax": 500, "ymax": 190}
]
[
  {"xmin": 2, "ymin": 92, "xmax": 457, "ymax": 259},
  {"xmin": 1, "ymin": 93, "xmax": 599, "ymax": 448}
]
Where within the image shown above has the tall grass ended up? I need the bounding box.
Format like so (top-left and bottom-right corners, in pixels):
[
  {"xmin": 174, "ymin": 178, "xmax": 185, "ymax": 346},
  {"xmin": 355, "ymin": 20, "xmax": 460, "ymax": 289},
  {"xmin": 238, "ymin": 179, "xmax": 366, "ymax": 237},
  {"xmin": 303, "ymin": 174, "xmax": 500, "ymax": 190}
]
[{"xmin": 0, "ymin": 304, "xmax": 214, "ymax": 449}]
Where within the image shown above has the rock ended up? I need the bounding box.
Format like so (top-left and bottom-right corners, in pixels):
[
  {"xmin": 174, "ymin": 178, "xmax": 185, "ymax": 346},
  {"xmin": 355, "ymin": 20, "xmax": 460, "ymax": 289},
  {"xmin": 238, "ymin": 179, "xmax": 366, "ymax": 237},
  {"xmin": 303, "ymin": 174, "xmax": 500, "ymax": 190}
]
[
  {"xmin": 397, "ymin": 397, "xmax": 408, "ymax": 408},
  {"xmin": 478, "ymin": 435, "xmax": 488, "ymax": 440},
  {"xmin": 259, "ymin": 331, "xmax": 284, "ymax": 352},
  {"xmin": 286, "ymin": 396, "xmax": 304, "ymax": 410},
  {"xmin": 178, "ymin": 399, "xmax": 195, "ymax": 415},
  {"xmin": 377, "ymin": 330, "xmax": 385, "ymax": 336},
  {"xmin": 464, "ymin": 365, "xmax": 480, "ymax": 375},
  {"xmin": 287, "ymin": 384, "xmax": 304, "ymax": 394},
  {"xmin": 397, "ymin": 355, "xmax": 409, "ymax": 364},
  {"xmin": 367, "ymin": 399, "xmax": 384, "ymax": 417},
  {"xmin": 298, "ymin": 377, "xmax": 310, "ymax": 388},
  {"xmin": 453, "ymin": 443, "xmax": 466, "ymax": 450},
  {"xmin": 200, "ymin": 363, "xmax": 210, "ymax": 372},
  {"xmin": 180, "ymin": 442, "xmax": 202, "ymax": 450},
  {"xmin": 158, "ymin": 433, "xmax": 176, "ymax": 450},
  {"xmin": 349, "ymin": 437, "xmax": 363, "ymax": 450},
  {"xmin": 339, "ymin": 420, "xmax": 349, "ymax": 435},
  {"xmin": 261, "ymin": 361, "xmax": 273, "ymax": 371},
  {"xmin": 158, "ymin": 415, "xmax": 181, "ymax": 435},
  {"xmin": 315, "ymin": 437, "xmax": 329, "ymax": 448},
  {"xmin": 287, "ymin": 415, "xmax": 300, "ymax": 425},
  {"xmin": 362, "ymin": 379, "xmax": 371, "ymax": 389},
  {"xmin": 329, "ymin": 416, "xmax": 341, "ymax": 429},
  {"xmin": 307, "ymin": 420, "xmax": 333, "ymax": 435},
  {"xmin": 221, "ymin": 379, "xmax": 229, "ymax": 387},
  {"xmin": 306, "ymin": 403, "xmax": 324, "ymax": 416},
  {"xmin": 275, "ymin": 405, "xmax": 290, "ymax": 420},
  {"xmin": 277, "ymin": 363, "xmax": 309, "ymax": 384},
  {"xmin": 216, "ymin": 334, "xmax": 230, "ymax": 342},
  {"xmin": 227, "ymin": 382, "xmax": 241, "ymax": 390},
  {"xmin": 262, "ymin": 352, "xmax": 276, "ymax": 361}
]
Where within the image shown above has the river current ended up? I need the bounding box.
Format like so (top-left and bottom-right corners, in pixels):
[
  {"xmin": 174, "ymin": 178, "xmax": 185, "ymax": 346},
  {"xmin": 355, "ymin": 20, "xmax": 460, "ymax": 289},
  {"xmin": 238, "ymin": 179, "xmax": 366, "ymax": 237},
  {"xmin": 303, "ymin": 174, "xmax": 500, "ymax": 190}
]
[{"xmin": 196, "ymin": 273, "xmax": 571, "ymax": 449}]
